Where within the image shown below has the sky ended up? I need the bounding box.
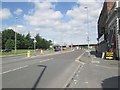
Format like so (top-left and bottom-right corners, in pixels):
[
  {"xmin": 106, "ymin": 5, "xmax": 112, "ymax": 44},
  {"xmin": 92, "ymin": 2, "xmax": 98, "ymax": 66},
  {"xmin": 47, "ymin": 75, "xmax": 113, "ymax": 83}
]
[{"xmin": 1, "ymin": 0, "xmax": 104, "ymax": 45}]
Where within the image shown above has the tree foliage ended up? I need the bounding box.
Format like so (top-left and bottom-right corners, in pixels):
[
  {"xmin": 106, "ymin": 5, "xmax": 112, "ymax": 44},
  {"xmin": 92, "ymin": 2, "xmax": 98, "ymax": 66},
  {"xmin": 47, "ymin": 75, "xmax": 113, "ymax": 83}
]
[
  {"xmin": 5, "ymin": 39, "xmax": 14, "ymax": 49},
  {"xmin": 2, "ymin": 29, "xmax": 52, "ymax": 49}
]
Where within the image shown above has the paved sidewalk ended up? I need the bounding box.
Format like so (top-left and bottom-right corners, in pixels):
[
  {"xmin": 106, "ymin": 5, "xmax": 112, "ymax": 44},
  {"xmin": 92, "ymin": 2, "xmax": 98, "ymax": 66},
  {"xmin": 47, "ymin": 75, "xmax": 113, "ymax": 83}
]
[
  {"xmin": 68, "ymin": 50, "xmax": 119, "ymax": 88},
  {"xmin": 79, "ymin": 50, "xmax": 119, "ymax": 68}
]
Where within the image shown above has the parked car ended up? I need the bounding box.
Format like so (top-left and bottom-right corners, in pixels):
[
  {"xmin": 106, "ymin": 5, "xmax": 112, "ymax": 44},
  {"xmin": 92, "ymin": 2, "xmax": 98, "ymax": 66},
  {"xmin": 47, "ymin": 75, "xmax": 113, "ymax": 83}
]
[
  {"xmin": 53, "ymin": 46, "xmax": 61, "ymax": 52},
  {"xmin": 2, "ymin": 49, "xmax": 12, "ymax": 52}
]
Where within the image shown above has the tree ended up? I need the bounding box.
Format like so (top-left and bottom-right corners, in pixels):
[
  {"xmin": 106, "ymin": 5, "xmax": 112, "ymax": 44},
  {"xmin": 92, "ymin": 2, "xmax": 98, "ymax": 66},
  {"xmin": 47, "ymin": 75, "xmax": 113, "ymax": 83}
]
[
  {"xmin": 5, "ymin": 39, "xmax": 14, "ymax": 49},
  {"xmin": 16, "ymin": 34, "xmax": 25, "ymax": 49},
  {"xmin": 35, "ymin": 34, "xmax": 42, "ymax": 49},
  {"xmin": 25, "ymin": 33, "xmax": 33, "ymax": 49},
  {"xmin": 2, "ymin": 29, "xmax": 15, "ymax": 49},
  {"xmin": 2, "ymin": 29, "xmax": 52, "ymax": 50}
]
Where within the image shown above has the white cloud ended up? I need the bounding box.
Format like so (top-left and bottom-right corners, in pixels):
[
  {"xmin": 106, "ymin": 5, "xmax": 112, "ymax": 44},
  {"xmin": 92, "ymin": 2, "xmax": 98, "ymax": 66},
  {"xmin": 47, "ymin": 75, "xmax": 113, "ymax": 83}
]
[
  {"xmin": 65, "ymin": 2, "xmax": 103, "ymax": 44},
  {"xmin": 24, "ymin": 2, "xmax": 63, "ymax": 27},
  {"xmin": 23, "ymin": 2, "xmax": 103, "ymax": 45},
  {"xmin": 14, "ymin": 8, "xmax": 23, "ymax": 15},
  {"xmin": 0, "ymin": 8, "xmax": 12, "ymax": 19}
]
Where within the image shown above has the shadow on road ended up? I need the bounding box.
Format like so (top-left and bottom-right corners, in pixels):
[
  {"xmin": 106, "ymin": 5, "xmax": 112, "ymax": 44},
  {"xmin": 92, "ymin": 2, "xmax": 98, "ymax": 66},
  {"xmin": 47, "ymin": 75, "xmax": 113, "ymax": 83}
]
[
  {"xmin": 90, "ymin": 51, "xmax": 102, "ymax": 58},
  {"xmin": 32, "ymin": 65, "xmax": 47, "ymax": 90},
  {"xmin": 101, "ymin": 76, "xmax": 120, "ymax": 89}
]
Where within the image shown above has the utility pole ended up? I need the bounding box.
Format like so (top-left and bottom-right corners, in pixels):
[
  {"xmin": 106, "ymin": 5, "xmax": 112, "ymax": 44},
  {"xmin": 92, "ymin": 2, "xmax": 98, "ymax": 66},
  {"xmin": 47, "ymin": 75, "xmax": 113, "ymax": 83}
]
[
  {"xmin": 116, "ymin": 0, "xmax": 120, "ymax": 59},
  {"xmin": 15, "ymin": 17, "xmax": 18, "ymax": 54},
  {"xmin": 85, "ymin": 6, "xmax": 90, "ymax": 56},
  {"xmin": 33, "ymin": 38, "xmax": 37, "ymax": 52}
]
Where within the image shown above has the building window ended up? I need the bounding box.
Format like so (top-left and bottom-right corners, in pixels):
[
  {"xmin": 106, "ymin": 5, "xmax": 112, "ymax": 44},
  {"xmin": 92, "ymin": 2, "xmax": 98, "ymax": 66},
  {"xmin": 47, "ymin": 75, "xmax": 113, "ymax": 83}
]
[
  {"xmin": 119, "ymin": 19, "xmax": 120, "ymax": 35},
  {"xmin": 118, "ymin": 19, "xmax": 120, "ymax": 30}
]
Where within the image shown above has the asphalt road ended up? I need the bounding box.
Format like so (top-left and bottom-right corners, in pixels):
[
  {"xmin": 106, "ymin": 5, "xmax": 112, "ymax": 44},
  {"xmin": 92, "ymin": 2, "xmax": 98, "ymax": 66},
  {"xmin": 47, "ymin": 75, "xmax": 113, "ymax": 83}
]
[{"xmin": 2, "ymin": 49, "xmax": 84, "ymax": 88}]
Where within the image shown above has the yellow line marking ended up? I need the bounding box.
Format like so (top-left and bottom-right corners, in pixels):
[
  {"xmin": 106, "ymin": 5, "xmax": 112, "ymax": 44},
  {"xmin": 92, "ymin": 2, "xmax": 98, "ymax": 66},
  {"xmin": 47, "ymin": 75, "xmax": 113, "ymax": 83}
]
[{"xmin": 75, "ymin": 51, "xmax": 86, "ymax": 65}]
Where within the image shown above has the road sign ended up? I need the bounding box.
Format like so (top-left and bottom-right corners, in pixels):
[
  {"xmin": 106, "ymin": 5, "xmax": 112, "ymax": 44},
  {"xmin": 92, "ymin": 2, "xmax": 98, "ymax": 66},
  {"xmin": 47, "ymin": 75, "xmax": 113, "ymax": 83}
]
[{"xmin": 106, "ymin": 52, "xmax": 114, "ymax": 60}]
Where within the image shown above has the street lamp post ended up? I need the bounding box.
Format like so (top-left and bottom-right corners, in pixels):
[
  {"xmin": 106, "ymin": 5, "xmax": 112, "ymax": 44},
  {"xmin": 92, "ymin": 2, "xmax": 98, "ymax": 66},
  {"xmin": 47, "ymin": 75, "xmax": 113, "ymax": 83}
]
[
  {"xmin": 116, "ymin": 1, "xmax": 120, "ymax": 59},
  {"xmin": 85, "ymin": 6, "xmax": 90, "ymax": 56},
  {"xmin": 15, "ymin": 17, "xmax": 18, "ymax": 54},
  {"xmin": 33, "ymin": 38, "xmax": 37, "ymax": 52}
]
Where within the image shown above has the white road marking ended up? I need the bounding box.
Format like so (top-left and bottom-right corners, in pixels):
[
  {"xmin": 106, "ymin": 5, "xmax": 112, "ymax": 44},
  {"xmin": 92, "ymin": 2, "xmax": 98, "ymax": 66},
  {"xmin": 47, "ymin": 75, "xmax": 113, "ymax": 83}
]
[
  {"xmin": 84, "ymin": 82, "xmax": 88, "ymax": 84},
  {"xmin": 75, "ymin": 82, "xmax": 77, "ymax": 84},
  {"xmin": 39, "ymin": 58, "xmax": 53, "ymax": 63},
  {"xmin": 63, "ymin": 63, "xmax": 84, "ymax": 88},
  {"xmin": 1, "ymin": 65, "xmax": 28, "ymax": 75},
  {"xmin": 2, "ymin": 50, "xmax": 73, "ymax": 65},
  {"xmin": 1, "ymin": 58, "xmax": 53, "ymax": 74},
  {"xmin": 76, "ymin": 74, "xmax": 79, "ymax": 77},
  {"xmin": 95, "ymin": 64, "xmax": 118, "ymax": 69},
  {"xmin": 63, "ymin": 64, "xmax": 81, "ymax": 88},
  {"xmin": 91, "ymin": 60, "xmax": 100, "ymax": 64},
  {"xmin": 90, "ymin": 55, "xmax": 100, "ymax": 64},
  {"xmin": 2, "ymin": 70, "xmax": 12, "ymax": 74},
  {"xmin": 74, "ymin": 80, "xmax": 78, "ymax": 85},
  {"xmin": 74, "ymin": 80, "xmax": 77, "ymax": 82}
]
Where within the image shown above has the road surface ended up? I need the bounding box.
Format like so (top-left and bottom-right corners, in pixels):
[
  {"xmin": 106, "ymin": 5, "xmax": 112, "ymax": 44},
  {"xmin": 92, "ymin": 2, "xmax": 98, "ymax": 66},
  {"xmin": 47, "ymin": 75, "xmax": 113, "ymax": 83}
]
[
  {"xmin": 1, "ymin": 50, "xmax": 119, "ymax": 89},
  {"xmin": 2, "ymin": 50, "xmax": 84, "ymax": 88}
]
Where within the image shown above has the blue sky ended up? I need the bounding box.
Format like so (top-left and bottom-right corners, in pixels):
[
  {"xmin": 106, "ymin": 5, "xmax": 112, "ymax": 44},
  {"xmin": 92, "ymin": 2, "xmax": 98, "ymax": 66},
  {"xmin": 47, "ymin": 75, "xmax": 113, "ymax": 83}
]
[
  {"xmin": 2, "ymin": 2, "xmax": 34, "ymax": 25},
  {"xmin": 1, "ymin": 1, "xmax": 103, "ymax": 45}
]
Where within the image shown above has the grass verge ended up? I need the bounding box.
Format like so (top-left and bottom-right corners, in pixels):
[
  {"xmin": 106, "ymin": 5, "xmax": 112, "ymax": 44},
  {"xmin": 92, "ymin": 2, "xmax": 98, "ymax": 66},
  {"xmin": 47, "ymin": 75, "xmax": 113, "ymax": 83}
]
[
  {"xmin": 1, "ymin": 49, "xmax": 35, "ymax": 56},
  {"xmin": 1, "ymin": 49, "xmax": 54, "ymax": 56}
]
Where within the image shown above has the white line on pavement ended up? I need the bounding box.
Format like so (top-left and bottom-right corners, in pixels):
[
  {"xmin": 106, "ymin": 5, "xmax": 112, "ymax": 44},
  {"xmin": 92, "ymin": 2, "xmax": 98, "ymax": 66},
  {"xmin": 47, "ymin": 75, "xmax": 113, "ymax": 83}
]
[
  {"xmin": 2, "ymin": 50, "xmax": 74, "ymax": 64},
  {"xmin": 0, "ymin": 65, "xmax": 28, "ymax": 75},
  {"xmin": 63, "ymin": 64, "xmax": 80, "ymax": 88},
  {"xmin": 76, "ymin": 74, "xmax": 79, "ymax": 77},
  {"xmin": 74, "ymin": 80, "xmax": 78, "ymax": 84},
  {"xmin": 2, "ymin": 58, "xmax": 54, "ymax": 70},
  {"xmin": 84, "ymin": 82, "xmax": 89, "ymax": 84},
  {"xmin": 39, "ymin": 58, "xmax": 54, "ymax": 63},
  {"xmin": 95, "ymin": 64, "xmax": 118, "ymax": 69},
  {"xmin": 90, "ymin": 55, "xmax": 100, "ymax": 64},
  {"xmin": 91, "ymin": 60, "xmax": 100, "ymax": 64}
]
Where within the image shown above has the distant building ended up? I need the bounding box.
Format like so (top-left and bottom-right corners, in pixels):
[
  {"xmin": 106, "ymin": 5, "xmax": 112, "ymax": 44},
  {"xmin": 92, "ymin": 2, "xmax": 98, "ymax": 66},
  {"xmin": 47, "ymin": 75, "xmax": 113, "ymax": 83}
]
[{"xmin": 97, "ymin": 0, "xmax": 120, "ymax": 59}]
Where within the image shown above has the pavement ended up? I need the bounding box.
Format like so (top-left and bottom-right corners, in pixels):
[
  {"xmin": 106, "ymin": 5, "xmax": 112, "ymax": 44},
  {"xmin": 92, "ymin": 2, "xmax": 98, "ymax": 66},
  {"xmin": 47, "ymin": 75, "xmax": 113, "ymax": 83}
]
[
  {"xmin": 68, "ymin": 50, "xmax": 119, "ymax": 89},
  {"xmin": 1, "ymin": 49, "xmax": 119, "ymax": 89}
]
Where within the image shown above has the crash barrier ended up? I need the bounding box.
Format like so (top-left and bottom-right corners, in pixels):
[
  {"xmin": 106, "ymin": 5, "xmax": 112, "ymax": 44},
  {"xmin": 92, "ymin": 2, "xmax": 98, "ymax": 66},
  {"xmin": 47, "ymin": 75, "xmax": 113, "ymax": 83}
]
[{"xmin": 106, "ymin": 52, "xmax": 114, "ymax": 60}]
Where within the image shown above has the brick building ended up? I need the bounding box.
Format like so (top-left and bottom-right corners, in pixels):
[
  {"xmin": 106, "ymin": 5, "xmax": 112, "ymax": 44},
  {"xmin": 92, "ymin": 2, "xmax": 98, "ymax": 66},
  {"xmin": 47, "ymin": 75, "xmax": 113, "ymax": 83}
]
[{"xmin": 97, "ymin": 0, "xmax": 120, "ymax": 59}]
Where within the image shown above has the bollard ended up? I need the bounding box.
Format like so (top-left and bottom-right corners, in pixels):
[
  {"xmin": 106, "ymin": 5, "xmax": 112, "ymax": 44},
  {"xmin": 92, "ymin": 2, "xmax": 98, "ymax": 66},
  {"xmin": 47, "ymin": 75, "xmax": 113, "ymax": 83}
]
[
  {"xmin": 27, "ymin": 51, "xmax": 30, "ymax": 57},
  {"xmin": 102, "ymin": 52, "xmax": 105, "ymax": 59},
  {"xmin": 41, "ymin": 49, "xmax": 43, "ymax": 54}
]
